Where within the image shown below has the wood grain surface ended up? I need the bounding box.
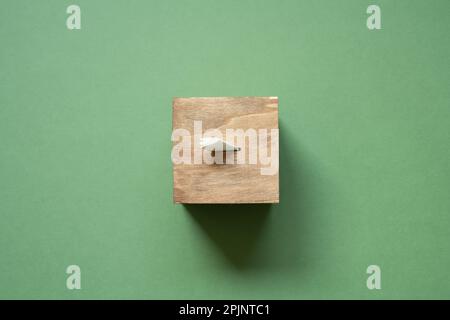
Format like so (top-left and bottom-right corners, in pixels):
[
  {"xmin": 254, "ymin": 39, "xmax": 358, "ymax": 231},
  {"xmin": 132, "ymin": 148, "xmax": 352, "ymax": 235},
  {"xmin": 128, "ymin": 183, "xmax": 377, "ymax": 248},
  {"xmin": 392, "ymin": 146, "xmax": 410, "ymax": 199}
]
[{"xmin": 172, "ymin": 97, "xmax": 279, "ymax": 204}]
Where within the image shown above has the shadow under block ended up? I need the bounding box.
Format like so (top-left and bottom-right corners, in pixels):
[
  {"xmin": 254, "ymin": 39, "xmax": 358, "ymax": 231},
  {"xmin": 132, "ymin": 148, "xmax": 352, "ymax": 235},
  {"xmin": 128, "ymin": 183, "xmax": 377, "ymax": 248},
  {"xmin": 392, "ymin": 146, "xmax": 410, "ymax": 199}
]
[{"xmin": 172, "ymin": 97, "xmax": 279, "ymax": 204}]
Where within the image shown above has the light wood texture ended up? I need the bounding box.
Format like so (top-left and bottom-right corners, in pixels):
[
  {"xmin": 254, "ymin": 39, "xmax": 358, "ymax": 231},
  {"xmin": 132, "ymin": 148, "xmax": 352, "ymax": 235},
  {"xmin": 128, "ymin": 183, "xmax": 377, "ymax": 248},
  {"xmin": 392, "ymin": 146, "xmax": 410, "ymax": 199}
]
[{"xmin": 172, "ymin": 97, "xmax": 279, "ymax": 204}]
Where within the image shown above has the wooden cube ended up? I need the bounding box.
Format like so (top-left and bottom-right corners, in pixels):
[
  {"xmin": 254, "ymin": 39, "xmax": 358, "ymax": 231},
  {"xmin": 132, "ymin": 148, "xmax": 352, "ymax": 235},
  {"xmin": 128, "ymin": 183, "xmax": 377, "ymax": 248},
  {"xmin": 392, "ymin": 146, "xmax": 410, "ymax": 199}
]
[{"xmin": 172, "ymin": 97, "xmax": 279, "ymax": 204}]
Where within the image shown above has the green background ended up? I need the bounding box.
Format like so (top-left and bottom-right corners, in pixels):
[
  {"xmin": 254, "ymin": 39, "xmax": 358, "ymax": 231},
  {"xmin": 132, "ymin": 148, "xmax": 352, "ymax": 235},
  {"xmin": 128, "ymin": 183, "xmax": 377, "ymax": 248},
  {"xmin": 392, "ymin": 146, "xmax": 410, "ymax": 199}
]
[{"xmin": 1, "ymin": 0, "xmax": 449, "ymax": 299}]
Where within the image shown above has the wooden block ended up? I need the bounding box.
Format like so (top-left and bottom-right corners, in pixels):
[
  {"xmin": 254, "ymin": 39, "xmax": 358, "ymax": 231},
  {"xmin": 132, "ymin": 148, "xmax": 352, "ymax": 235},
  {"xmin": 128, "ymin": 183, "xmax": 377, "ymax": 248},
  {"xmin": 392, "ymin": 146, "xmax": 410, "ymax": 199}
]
[{"xmin": 172, "ymin": 97, "xmax": 279, "ymax": 204}]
